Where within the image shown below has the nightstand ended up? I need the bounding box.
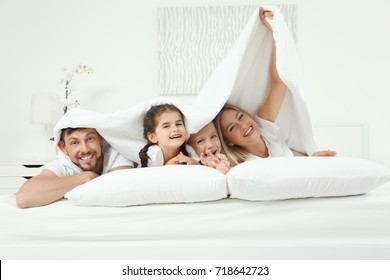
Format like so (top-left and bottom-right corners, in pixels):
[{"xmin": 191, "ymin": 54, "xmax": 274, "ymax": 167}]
[{"xmin": 0, "ymin": 162, "xmax": 47, "ymax": 195}]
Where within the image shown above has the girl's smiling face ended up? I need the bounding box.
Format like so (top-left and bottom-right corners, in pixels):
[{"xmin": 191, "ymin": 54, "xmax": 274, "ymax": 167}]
[
  {"xmin": 188, "ymin": 122, "xmax": 222, "ymax": 156},
  {"xmin": 147, "ymin": 110, "xmax": 186, "ymax": 150}
]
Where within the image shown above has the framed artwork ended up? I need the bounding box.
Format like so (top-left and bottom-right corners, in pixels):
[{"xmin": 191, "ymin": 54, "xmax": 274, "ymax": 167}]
[{"xmin": 158, "ymin": 5, "xmax": 297, "ymax": 96}]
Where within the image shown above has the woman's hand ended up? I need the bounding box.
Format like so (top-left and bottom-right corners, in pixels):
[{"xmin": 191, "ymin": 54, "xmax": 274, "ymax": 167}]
[
  {"xmin": 259, "ymin": 7, "xmax": 274, "ymax": 32},
  {"xmin": 312, "ymin": 150, "xmax": 337, "ymax": 157}
]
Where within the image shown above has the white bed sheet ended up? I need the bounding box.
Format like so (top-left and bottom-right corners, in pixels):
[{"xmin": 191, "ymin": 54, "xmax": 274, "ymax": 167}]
[{"xmin": 1, "ymin": 183, "xmax": 390, "ymax": 260}]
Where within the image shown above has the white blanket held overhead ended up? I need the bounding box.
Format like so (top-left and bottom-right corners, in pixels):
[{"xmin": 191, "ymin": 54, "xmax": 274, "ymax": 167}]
[
  {"xmin": 194, "ymin": 5, "xmax": 319, "ymax": 156},
  {"xmin": 53, "ymin": 6, "xmax": 318, "ymax": 162}
]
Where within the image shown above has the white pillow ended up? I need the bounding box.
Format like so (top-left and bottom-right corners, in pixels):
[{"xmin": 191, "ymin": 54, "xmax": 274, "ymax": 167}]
[
  {"xmin": 65, "ymin": 165, "xmax": 227, "ymax": 206},
  {"xmin": 227, "ymin": 157, "xmax": 390, "ymax": 201}
]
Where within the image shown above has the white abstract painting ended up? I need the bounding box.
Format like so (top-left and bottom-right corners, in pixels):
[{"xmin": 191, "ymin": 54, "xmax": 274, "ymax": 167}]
[{"xmin": 158, "ymin": 5, "xmax": 297, "ymax": 96}]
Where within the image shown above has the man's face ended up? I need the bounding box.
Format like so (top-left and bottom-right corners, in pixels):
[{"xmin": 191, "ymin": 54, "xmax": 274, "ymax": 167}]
[{"xmin": 58, "ymin": 128, "xmax": 104, "ymax": 173}]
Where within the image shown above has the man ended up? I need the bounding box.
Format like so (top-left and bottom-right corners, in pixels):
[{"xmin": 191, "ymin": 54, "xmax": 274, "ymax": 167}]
[{"xmin": 16, "ymin": 127, "xmax": 134, "ymax": 208}]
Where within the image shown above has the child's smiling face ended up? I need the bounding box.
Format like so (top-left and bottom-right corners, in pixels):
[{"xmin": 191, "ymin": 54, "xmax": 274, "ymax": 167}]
[
  {"xmin": 147, "ymin": 110, "xmax": 186, "ymax": 150},
  {"xmin": 188, "ymin": 122, "xmax": 222, "ymax": 156}
]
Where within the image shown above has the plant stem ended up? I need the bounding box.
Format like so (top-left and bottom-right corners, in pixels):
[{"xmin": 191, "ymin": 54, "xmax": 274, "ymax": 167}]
[
  {"xmin": 65, "ymin": 80, "xmax": 71, "ymax": 99},
  {"xmin": 64, "ymin": 79, "xmax": 71, "ymax": 114}
]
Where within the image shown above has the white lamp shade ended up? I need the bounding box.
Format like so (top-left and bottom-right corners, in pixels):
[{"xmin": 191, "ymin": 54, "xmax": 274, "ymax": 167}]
[{"xmin": 31, "ymin": 92, "xmax": 54, "ymax": 124}]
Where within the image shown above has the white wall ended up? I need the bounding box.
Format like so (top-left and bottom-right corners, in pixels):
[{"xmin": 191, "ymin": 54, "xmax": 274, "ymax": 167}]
[{"xmin": 1, "ymin": 0, "xmax": 389, "ymax": 166}]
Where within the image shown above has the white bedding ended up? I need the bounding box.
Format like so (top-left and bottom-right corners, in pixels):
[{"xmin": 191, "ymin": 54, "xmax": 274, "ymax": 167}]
[
  {"xmin": 52, "ymin": 6, "xmax": 318, "ymax": 164},
  {"xmin": 1, "ymin": 183, "xmax": 390, "ymax": 259}
]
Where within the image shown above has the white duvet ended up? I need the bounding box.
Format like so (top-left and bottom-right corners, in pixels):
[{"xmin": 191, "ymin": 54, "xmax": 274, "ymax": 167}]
[{"xmin": 53, "ymin": 5, "xmax": 318, "ymax": 163}]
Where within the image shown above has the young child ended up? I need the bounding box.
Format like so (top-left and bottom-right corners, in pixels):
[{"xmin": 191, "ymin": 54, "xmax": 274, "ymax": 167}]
[
  {"xmin": 187, "ymin": 122, "xmax": 230, "ymax": 174},
  {"xmin": 139, "ymin": 103, "xmax": 198, "ymax": 167}
]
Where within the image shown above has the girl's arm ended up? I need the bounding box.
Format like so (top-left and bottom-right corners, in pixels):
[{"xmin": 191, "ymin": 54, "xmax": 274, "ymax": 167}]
[{"xmin": 166, "ymin": 152, "xmax": 200, "ymax": 165}]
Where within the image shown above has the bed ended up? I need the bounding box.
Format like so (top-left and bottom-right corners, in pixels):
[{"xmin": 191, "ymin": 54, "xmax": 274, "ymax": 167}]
[
  {"xmin": 1, "ymin": 163, "xmax": 389, "ymax": 260},
  {"xmin": 2, "ymin": 6, "xmax": 389, "ymax": 261}
]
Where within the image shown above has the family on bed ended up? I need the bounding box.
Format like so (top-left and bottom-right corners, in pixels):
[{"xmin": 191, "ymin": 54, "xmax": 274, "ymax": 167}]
[{"xmin": 16, "ymin": 8, "xmax": 336, "ymax": 208}]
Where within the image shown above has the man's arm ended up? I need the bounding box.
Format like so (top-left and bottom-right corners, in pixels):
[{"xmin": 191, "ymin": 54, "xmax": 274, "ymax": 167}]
[{"xmin": 16, "ymin": 169, "xmax": 98, "ymax": 208}]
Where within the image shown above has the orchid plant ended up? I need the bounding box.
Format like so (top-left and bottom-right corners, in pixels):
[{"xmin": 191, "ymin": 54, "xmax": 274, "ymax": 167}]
[{"xmin": 60, "ymin": 64, "xmax": 93, "ymax": 114}]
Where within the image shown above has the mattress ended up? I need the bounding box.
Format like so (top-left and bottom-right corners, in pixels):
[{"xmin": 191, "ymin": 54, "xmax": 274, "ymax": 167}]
[{"xmin": 1, "ymin": 183, "xmax": 390, "ymax": 260}]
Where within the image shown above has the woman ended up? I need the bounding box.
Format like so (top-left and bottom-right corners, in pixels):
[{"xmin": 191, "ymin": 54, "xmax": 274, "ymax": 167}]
[{"xmin": 214, "ymin": 8, "xmax": 336, "ymax": 166}]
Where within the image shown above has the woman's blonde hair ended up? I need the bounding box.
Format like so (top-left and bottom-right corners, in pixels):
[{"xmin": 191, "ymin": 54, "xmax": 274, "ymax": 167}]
[{"xmin": 213, "ymin": 103, "xmax": 252, "ymax": 166}]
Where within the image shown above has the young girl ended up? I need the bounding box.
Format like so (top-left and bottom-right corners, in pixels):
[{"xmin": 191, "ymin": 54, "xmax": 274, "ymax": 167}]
[
  {"xmin": 139, "ymin": 103, "xmax": 198, "ymax": 167},
  {"xmin": 187, "ymin": 122, "xmax": 230, "ymax": 174}
]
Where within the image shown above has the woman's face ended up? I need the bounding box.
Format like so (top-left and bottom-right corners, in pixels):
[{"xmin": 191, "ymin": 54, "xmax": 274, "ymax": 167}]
[{"xmin": 219, "ymin": 109, "xmax": 260, "ymax": 147}]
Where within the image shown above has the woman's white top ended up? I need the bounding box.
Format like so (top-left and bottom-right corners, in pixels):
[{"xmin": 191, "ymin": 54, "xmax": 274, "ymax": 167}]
[{"xmin": 254, "ymin": 116, "xmax": 294, "ymax": 157}]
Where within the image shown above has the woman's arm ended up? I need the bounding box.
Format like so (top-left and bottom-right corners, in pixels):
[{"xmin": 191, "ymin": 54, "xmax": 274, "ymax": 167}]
[
  {"xmin": 257, "ymin": 8, "xmax": 288, "ymax": 123},
  {"xmin": 312, "ymin": 150, "xmax": 337, "ymax": 157}
]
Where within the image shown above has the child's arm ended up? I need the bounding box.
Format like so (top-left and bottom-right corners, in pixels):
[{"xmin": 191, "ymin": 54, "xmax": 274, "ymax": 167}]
[
  {"xmin": 166, "ymin": 152, "xmax": 200, "ymax": 165},
  {"xmin": 200, "ymin": 152, "xmax": 230, "ymax": 174}
]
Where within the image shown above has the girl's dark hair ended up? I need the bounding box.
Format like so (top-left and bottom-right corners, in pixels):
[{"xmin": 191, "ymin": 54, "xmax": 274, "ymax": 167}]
[{"xmin": 139, "ymin": 103, "xmax": 188, "ymax": 167}]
